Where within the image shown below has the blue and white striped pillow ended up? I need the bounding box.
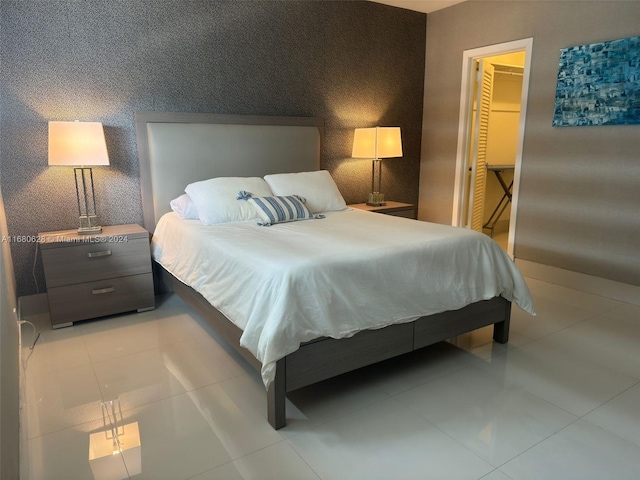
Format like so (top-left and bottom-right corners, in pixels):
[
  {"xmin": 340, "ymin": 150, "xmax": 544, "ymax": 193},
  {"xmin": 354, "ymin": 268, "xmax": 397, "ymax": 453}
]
[
  {"xmin": 248, "ymin": 195, "xmax": 315, "ymax": 226},
  {"xmin": 237, "ymin": 191, "xmax": 323, "ymax": 226}
]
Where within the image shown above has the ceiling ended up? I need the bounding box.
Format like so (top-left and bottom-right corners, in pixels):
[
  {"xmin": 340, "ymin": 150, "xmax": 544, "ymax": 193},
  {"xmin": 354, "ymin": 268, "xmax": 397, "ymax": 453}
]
[{"xmin": 369, "ymin": 0, "xmax": 466, "ymax": 14}]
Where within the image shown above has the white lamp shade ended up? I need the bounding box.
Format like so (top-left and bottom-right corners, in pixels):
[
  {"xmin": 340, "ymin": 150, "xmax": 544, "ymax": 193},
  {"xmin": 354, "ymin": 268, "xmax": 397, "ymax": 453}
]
[
  {"xmin": 352, "ymin": 126, "xmax": 402, "ymax": 159},
  {"xmin": 48, "ymin": 121, "xmax": 110, "ymax": 166},
  {"xmin": 352, "ymin": 128, "xmax": 377, "ymax": 158}
]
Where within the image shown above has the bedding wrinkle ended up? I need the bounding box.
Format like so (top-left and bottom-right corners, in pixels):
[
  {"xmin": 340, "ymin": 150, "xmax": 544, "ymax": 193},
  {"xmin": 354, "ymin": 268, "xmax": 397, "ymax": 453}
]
[{"xmin": 153, "ymin": 210, "xmax": 535, "ymax": 388}]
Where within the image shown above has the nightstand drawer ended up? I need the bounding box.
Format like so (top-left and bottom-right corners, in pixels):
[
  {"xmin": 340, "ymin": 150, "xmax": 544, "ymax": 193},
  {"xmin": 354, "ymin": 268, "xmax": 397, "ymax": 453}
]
[
  {"xmin": 47, "ymin": 273, "xmax": 155, "ymax": 324},
  {"xmin": 41, "ymin": 238, "xmax": 152, "ymax": 288}
]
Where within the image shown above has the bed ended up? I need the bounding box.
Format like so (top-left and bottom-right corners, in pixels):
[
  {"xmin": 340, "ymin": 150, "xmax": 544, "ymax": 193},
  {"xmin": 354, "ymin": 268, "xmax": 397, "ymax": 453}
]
[{"xmin": 134, "ymin": 111, "xmax": 534, "ymax": 430}]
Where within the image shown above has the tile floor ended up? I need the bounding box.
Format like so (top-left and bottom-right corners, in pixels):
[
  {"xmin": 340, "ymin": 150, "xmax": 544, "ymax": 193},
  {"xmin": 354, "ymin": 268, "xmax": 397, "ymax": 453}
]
[{"xmin": 19, "ymin": 278, "xmax": 640, "ymax": 479}]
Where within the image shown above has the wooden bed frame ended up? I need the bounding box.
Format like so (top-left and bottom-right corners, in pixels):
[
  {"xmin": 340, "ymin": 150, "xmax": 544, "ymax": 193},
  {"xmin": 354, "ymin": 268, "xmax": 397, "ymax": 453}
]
[{"xmin": 134, "ymin": 111, "xmax": 512, "ymax": 430}]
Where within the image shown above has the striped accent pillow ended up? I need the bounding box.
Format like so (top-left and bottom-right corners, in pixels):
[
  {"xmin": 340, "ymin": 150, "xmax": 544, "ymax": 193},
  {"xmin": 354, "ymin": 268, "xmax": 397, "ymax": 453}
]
[{"xmin": 247, "ymin": 195, "xmax": 315, "ymax": 226}]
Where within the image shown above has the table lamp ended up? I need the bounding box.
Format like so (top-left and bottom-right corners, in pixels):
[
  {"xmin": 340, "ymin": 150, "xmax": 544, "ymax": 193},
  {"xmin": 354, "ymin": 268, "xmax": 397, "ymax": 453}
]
[
  {"xmin": 48, "ymin": 121, "xmax": 110, "ymax": 234},
  {"xmin": 352, "ymin": 126, "xmax": 402, "ymax": 206}
]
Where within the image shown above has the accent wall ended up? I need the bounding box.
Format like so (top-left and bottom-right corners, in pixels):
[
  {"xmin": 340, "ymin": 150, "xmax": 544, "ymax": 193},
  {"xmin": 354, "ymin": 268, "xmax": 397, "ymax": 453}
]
[{"xmin": 1, "ymin": 0, "xmax": 426, "ymax": 296}]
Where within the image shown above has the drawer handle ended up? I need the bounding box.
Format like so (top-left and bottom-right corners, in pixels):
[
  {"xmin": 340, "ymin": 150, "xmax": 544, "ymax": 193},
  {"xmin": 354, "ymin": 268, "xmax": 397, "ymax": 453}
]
[
  {"xmin": 87, "ymin": 250, "xmax": 112, "ymax": 258},
  {"xmin": 92, "ymin": 287, "xmax": 115, "ymax": 295}
]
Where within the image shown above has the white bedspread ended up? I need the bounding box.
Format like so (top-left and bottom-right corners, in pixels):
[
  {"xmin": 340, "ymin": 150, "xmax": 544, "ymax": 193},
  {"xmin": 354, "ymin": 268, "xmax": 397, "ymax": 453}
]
[{"xmin": 152, "ymin": 210, "xmax": 535, "ymax": 387}]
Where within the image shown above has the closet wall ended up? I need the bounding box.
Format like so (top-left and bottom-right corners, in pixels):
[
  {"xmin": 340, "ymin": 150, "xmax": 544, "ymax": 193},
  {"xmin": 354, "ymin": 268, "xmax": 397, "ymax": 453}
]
[{"xmin": 483, "ymin": 64, "xmax": 523, "ymax": 227}]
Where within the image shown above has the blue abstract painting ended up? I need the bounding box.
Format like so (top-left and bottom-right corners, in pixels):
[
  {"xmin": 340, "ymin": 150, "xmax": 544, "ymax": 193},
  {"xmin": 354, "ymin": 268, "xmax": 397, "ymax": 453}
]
[{"xmin": 553, "ymin": 35, "xmax": 640, "ymax": 127}]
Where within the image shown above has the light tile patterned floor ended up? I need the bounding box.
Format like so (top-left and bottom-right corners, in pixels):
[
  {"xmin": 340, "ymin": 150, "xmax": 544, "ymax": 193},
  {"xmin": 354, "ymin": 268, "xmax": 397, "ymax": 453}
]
[{"xmin": 20, "ymin": 278, "xmax": 640, "ymax": 479}]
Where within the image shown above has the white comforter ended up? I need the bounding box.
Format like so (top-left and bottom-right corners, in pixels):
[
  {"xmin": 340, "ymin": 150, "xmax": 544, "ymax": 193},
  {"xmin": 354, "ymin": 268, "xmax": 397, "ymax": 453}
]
[{"xmin": 152, "ymin": 210, "xmax": 535, "ymax": 387}]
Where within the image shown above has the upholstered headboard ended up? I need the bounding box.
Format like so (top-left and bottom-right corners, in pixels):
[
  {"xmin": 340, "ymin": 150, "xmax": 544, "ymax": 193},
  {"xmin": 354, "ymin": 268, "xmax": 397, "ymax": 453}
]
[{"xmin": 134, "ymin": 112, "xmax": 323, "ymax": 231}]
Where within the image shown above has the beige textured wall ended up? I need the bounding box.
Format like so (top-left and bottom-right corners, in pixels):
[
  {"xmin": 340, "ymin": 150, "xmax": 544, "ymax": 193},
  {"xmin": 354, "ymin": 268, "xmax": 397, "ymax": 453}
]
[{"xmin": 419, "ymin": 0, "xmax": 640, "ymax": 286}]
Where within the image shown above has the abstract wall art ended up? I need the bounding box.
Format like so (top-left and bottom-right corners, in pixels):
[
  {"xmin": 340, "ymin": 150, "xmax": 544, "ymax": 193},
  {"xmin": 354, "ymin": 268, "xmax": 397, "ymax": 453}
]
[{"xmin": 553, "ymin": 35, "xmax": 640, "ymax": 127}]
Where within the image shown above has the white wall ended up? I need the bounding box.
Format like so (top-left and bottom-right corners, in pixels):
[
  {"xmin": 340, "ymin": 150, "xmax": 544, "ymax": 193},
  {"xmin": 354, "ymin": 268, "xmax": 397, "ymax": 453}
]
[{"xmin": 0, "ymin": 180, "xmax": 20, "ymax": 479}]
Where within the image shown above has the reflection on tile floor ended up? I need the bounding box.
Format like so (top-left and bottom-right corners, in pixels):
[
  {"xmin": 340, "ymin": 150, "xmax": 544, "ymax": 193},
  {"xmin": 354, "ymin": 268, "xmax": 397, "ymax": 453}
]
[{"xmin": 20, "ymin": 279, "xmax": 640, "ymax": 479}]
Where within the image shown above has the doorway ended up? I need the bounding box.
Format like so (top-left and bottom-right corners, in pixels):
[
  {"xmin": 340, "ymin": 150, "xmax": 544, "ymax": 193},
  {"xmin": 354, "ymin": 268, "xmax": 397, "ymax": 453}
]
[{"xmin": 451, "ymin": 38, "xmax": 533, "ymax": 258}]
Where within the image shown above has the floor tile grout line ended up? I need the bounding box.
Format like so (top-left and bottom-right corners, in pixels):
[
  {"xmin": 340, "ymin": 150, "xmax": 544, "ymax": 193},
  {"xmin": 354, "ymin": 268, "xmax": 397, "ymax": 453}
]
[
  {"xmin": 493, "ymin": 327, "xmax": 640, "ymax": 388},
  {"xmin": 280, "ymin": 383, "xmax": 395, "ymax": 441},
  {"xmin": 100, "ymin": 398, "xmax": 133, "ymax": 480},
  {"xmin": 531, "ymin": 282, "xmax": 632, "ymax": 307},
  {"xmin": 72, "ymin": 305, "xmax": 207, "ymax": 348},
  {"xmin": 22, "ymin": 366, "xmax": 253, "ymax": 442},
  {"xmin": 26, "ymin": 319, "xmax": 308, "ymax": 443},
  {"xmin": 376, "ymin": 355, "xmax": 480, "ymax": 397},
  {"xmin": 492, "ymin": 406, "xmax": 640, "ymax": 473},
  {"xmin": 22, "ymin": 336, "xmax": 106, "ymax": 440},
  {"xmin": 387, "ymin": 393, "xmax": 496, "ymax": 472},
  {"xmin": 493, "ymin": 413, "xmax": 585, "ymax": 469},
  {"xmin": 521, "ymin": 313, "xmax": 602, "ymax": 345},
  {"xmin": 576, "ymin": 378, "xmax": 640, "ymax": 419},
  {"xmin": 23, "ymin": 375, "xmax": 250, "ymax": 445},
  {"xmin": 458, "ymin": 349, "xmax": 600, "ymax": 419},
  {"xmin": 182, "ymin": 439, "xmax": 323, "ymax": 480},
  {"xmin": 475, "ymin": 351, "xmax": 637, "ymax": 421},
  {"xmin": 83, "ymin": 331, "xmax": 193, "ymax": 367},
  {"xmin": 387, "ymin": 360, "xmax": 480, "ymax": 398},
  {"xmin": 478, "ymin": 467, "xmax": 515, "ymax": 480},
  {"xmin": 392, "ymin": 363, "xmax": 580, "ymax": 469},
  {"xmin": 281, "ymin": 346, "xmax": 508, "ymax": 439},
  {"xmin": 286, "ymin": 394, "xmax": 494, "ymax": 478},
  {"xmin": 23, "ymin": 397, "xmax": 107, "ymax": 442},
  {"xmin": 86, "ymin": 335, "xmax": 204, "ymax": 366},
  {"xmin": 577, "ymin": 412, "xmax": 640, "ymax": 451},
  {"xmin": 284, "ymin": 441, "xmax": 323, "ymax": 480},
  {"xmin": 108, "ymin": 371, "xmax": 255, "ymax": 420}
]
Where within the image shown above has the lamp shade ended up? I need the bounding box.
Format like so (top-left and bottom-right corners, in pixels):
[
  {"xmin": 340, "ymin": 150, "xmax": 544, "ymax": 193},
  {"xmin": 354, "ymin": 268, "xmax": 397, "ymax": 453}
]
[
  {"xmin": 48, "ymin": 121, "xmax": 110, "ymax": 166},
  {"xmin": 351, "ymin": 127, "xmax": 402, "ymax": 159}
]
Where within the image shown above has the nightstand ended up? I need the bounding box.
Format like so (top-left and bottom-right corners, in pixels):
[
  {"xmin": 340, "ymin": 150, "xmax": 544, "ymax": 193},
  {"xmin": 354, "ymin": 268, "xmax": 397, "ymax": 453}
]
[
  {"xmin": 348, "ymin": 201, "xmax": 416, "ymax": 219},
  {"xmin": 39, "ymin": 224, "xmax": 155, "ymax": 328}
]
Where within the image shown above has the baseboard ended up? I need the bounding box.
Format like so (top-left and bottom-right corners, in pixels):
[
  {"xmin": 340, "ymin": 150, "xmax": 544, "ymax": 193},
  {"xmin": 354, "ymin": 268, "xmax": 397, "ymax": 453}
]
[{"xmin": 515, "ymin": 259, "xmax": 640, "ymax": 307}]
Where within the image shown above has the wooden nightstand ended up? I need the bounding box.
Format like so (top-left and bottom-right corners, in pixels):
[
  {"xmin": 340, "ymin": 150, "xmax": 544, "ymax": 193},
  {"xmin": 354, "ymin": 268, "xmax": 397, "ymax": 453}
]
[
  {"xmin": 39, "ymin": 224, "xmax": 155, "ymax": 328},
  {"xmin": 348, "ymin": 201, "xmax": 416, "ymax": 219}
]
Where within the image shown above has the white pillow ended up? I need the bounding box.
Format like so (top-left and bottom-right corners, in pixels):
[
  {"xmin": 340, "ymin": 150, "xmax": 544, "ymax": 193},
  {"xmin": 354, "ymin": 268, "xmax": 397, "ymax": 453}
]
[
  {"xmin": 169, "ymin": 194, "xmax": 199, "ymax": 220},
  {"xmin": 264, "ymin": 170, "xmax": 347, "ymax": 213},
  {"xmin": 185, "ymin": 177, "xmax": 273, "ymax": 224}
]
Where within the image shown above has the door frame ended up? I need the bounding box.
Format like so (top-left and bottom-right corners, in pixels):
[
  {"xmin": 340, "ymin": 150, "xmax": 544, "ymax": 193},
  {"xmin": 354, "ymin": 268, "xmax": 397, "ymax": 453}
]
[{"xmin": 451, "ymin": 38, "xmax": 533, "ymax": 258}]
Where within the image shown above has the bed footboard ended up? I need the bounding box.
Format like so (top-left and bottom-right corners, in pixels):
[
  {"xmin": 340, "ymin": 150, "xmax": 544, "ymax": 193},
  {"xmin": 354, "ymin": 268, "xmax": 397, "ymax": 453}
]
[
  {"xmin": 267, "ymin": 297, "xmax": 512, "ymax": 429},
  {"xmin": 158, "ymin": 263, "xmax": 511, "ymax": 430}
]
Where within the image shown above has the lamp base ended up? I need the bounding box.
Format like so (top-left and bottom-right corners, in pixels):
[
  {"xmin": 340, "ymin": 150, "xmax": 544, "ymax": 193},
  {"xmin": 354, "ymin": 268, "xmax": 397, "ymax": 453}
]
[
  {"xmin": 78, "ymin": 215, "xmax": 102, "ymax": 235},
  {"xmin": 366, "ymin": 192, "xmax": 386, "ymax": 207}
]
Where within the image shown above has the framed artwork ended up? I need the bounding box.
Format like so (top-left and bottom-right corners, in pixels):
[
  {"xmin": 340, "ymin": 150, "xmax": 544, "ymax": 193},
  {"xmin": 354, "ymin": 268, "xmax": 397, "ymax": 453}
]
[{"xmin": 553, "ymin": 35, "xmax": 640, "ymax": 127}]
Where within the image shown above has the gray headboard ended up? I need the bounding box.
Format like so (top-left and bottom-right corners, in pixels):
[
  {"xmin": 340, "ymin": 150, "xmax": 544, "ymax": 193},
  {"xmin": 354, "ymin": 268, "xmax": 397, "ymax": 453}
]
[{"xmin": 134, "ymin": 112, "xmax": 323, "ymax": 231}]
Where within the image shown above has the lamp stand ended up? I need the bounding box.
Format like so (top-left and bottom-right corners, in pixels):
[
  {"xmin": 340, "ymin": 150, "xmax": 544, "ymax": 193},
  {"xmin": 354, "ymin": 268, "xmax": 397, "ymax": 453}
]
[
  {"xmin": 366, "ymin": 159, "xmax": 386, "ymax": 206},
  {"xmin": 74, "ymin": 167, "xmax": 102, "ymax": 235}
]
